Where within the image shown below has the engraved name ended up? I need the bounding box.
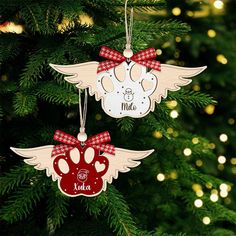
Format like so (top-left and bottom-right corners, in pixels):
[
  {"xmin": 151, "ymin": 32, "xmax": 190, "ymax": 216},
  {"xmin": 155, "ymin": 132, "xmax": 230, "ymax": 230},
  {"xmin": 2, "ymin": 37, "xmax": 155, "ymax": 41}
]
[
  {"xmin": 121, "ymin": 103, "xmax": 137, "ymax": 111},
  {"xmin": 74, "ymin": 182, "xmax": 91, "ymax": 191}
]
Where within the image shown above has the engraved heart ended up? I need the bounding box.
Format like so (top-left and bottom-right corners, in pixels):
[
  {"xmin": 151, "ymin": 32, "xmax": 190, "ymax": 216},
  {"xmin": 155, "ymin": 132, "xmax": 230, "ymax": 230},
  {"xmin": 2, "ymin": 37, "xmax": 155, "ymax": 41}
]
[{"xmin": 95, "ymin": 161, "xmax": 106, "ymax": 172}]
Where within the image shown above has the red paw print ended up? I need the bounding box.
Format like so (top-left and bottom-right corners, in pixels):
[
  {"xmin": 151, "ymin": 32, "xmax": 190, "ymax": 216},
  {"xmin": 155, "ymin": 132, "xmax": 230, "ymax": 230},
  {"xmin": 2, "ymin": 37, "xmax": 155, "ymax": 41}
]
[{"xmin": 53, "ymin": 146, "xmax": 109, "ymax": 197}]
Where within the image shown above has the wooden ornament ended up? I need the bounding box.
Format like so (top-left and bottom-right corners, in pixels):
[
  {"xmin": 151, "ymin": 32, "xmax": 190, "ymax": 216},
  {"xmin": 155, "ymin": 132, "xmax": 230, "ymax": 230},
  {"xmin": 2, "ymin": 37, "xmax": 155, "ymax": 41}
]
[
  {"xmin": 50, "ymin": 61, "xmax": 206, "ymax": 118},
  {"xmin": 11, "ymin": 145, "xmax": 154, "ymax": 197}
]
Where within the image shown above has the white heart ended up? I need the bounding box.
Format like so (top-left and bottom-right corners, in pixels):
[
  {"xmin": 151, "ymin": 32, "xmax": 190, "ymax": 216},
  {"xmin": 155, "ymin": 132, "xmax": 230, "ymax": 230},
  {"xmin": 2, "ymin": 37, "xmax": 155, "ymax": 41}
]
[{"xmin": 95, "ymin": 161, "xmax": 105, "ymax": 172}]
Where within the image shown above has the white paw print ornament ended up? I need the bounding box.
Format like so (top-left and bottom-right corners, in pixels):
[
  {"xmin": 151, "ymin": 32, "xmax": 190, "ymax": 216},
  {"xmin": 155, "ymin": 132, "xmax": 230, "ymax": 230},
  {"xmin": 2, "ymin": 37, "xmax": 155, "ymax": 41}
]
[{"xmin": 50, "ymin": 46, "xmax": 206, "ymax": 118}]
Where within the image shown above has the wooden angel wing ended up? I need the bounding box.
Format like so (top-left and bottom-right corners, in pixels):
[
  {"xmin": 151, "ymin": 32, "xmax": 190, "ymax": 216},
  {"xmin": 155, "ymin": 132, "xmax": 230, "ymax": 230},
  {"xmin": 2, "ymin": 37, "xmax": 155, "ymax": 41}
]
[
  {"xmin": 49, "ymin": 62, "xmax": 102, "ymax": 101},
  {"xmin": 149, "ymin": 64, "xmax": 207, "ymax": 111},
  {"xmin": 10, "ymin": 145, "xmax": 60, "ymax": 181},
  {"xmin": 101, "ymin": 148, "xmax": 154, "ymax": 191}
]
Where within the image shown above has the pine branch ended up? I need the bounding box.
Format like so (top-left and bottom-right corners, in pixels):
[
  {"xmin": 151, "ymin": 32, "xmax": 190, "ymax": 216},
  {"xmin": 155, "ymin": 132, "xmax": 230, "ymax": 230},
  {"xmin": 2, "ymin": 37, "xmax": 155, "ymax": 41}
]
[
  {"xmin": 117, "ymin": 117, "xmax": 135, "ymax": 133},
  {"xmin": 168, "ymin": 90, "xmax": 217, "ymax": 108},
  {"xmin": 19, "ymin": 49, "xmax": 48, "ymax": 88},
  {"xmin": 0, "ymin": 165, "xmax": 37, "ymax": 195},
  {"xmin": 183, "ymin": 192, "xmax": 236, "ymax": 225},
  {"xmin": 20, "ymin": 3, "xmax": 60, "ymax": 35},
  {"xmin": 94, "ymin": 19, "xmax": 190, "ymax": 49},
  {"xmin": 125, "ymin": 0, "xmax": 166, "ymax": 8},
  {"xmin": 133, "ymin": 19, "xmax": 191, "ymax": 39},
  {"xmin": 177, "ymin": 158, "xmax": 224, "ymax": 189},
  {"xmin": 36, "ymin": 82, "xmax": 79, "ymax": 106},
  {"xmin": 13, "ymin": 91, "xmax": 37, "ymax": 116},
  {"xmin": 46, "ymin": 185, "xmax": 70, "ymax": 231},
  {"xmin": 103, "ymin": 186, "xmax": 138, "ymax": 236},
  {"xmin": 82, "ymin": 194, "xmax": 104, "ymax": 218},
  {"xmin": 0, "ymin": 34, "xmax": 21, "ymax": 63},
  {"xmin": 0, "ymin": 81, "xmax": 17, "ymax": 94},
  {"xmin": 0, "ymin": 175, "xmax": 47, "ymax": 222}
]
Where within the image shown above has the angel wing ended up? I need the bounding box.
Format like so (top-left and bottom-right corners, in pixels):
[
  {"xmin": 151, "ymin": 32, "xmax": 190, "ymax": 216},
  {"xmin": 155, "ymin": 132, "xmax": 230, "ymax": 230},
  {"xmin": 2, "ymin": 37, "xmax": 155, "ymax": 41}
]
[
  {"xmin": 101, "ymin": 148, "xmax": 154, "ymax": 191},
  {"xmin": 10, "ymin": 146, "xmax": 60, "ymax": 181},
  {"xmin": 49, "ymin": 62, "xmax": 101, "ymax": 100},
  {"xmin": 149, "ymin": 64, "xmax": 207, "ymax": 111}
]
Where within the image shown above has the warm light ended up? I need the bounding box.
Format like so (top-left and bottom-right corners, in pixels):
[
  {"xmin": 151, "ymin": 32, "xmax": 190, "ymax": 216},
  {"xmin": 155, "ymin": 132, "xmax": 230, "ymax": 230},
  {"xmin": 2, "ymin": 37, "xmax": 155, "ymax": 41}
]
[
  {"xmin": 211, "ymin": 189, "xmax": 218, "ymax": 194},
  {"xmin": 207, "ymin": 29, "xmax": 216, "ymax": 38},
  {"xmin": 208, "ymin": 143, "xmax": 216, "ymax": 149},
  {"xmin": 170, "ymin": 110, "xmax": 179, "ymax": 119},
  {"xmin": 230, "ymin": 158, "xmax": 236, "ymax": 165},
  {"xmin": 153, "ymin": 131, "xmax": 163, "ymax": 139},
  {"xmin": 218, "ymin": 164, "xmax": 224, "ymax": 171},
  {"xmin": 192, "ymin": 137, "xmax": 199, "ymax": 144},
  {"xmin": 196, "ymin": 190, "xmax": 204, "ymax": 197},
  {"xmin": 167, "ymin": 128, "xmax": 174, "ymax": 134},
  {"xmin": 192, "ymin": 184, "xmax": 202, "ymax": 192},
  {"xmin": 173, "ymin": 131, "xmax": 179, "ymax": 137},
  {"xmin": 1, "ymin": 75, "xmax": 8, "ymax": 81},
  {"xmin": 172, "ymin": 7, "xmax": 181, "ymax": 16},
  {"xmin": 79, "ymin": 14, "xmax": 94, "ymax": 25},
  {"xmin": 187, "ymin": 11, "xmax": 194, "ymax": 17},
  {"xmin": 218, "ymin": 155, "xmax": 226, "ymax": 164},
  {"xmin": 206, "ymin": 182, "xmax": 212, "ymax": 189},
  {"xmin": 156, "ymin": 49, "xmax": 162, "ymax": 55},
  {"xmin": 157, "ymin": 173, "xmax": 165, "ymax": 181},
  {"xmin": 95, "ymin": 114, "xmax": 102, "ymax": 120},
  {"xmin": 194, "ymin": 199, "xmax": 203, "ymax": 208},
  {"xmin": 216, "ymin": 54, "xmax": 228, "ymax": 64},
  {"xmin": 0, "ymin": 22, "xmax": 23, "ymax": 34},
  {"xmin": 232, "ymin": 167, "xmax": 236, "ymax": 174},
  {"xmin": 185, "ymin": 35, "xmax": 191, "ymax": 42},
  {"xmin": 175, "ymin": 36, "xmax": 181, "ymax": 42},
  {"xmin": 204, "ymin": 104, "xmax": 215, "ymax": 115},
  {"xmin": 193, "ymin": 84, "xmax": 200, "ymax": 91},
  {"xmin": 213, "ymin": 0, "xmax": 224, "ymax": 9},
  {"xmin": 170, "ymin": 171, "xmax": 178, "ymax": 179},
  {"xmin": 202, "ymin": 217, "xmax": 211, "ymax": 225},
  {"xmin": 210, "ymin": 193, "xmax": 219, "ymax": 202},
  {"xmin": 58, "ymin": 19, "xmax": 74, "ymax": 32},
  {"xmin": 219, "ymin": 183, "xmax": 227, "ymax": 191},
  {"xmin": 183, "ymin": 148, "xmax": 192, "ymax": 156},
  {"xmin": 196, "ymin": 160, "xmax": 203, "ymax": 167},
  {"xmin": 166, "ymin": 100, "xmax": 178, "ymax": 109},
  {"xmin": 220, "ymin": 190, "xmax": 228, "ymax": 198},
  {"xmin": 228, "ymin": 118, "xmax": 235, "ymax": 125},
  {"xmin": 219, "ymin": 134, "xmax": 228, "ymax": 142}
]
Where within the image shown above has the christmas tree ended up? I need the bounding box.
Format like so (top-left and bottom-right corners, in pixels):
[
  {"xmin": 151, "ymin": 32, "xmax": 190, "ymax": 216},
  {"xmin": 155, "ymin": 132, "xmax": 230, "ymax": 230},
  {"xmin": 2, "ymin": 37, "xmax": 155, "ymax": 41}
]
[{"xmin": 1, "ymin": 0, "xmax": 236, "ymax": 235}]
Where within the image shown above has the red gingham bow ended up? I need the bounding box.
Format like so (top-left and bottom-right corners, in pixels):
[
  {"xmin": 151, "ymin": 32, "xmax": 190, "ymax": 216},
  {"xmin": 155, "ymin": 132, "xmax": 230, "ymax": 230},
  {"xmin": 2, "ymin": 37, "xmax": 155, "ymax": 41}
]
[
  {"xmin": 97, "ymin": 46, "xmax": 161, "ymax": 73},
  {"xmin": 51, "ymin": 130, "xmax": 115, "ymax": 157}
]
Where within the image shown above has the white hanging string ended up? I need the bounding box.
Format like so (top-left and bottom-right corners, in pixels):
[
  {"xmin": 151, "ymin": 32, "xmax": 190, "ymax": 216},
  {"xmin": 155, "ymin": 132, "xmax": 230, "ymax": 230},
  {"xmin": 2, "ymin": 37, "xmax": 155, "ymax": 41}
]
[
  {"xmin": 78, "ymin": 88, "xmax": 87, "ymax": 135},
  {"xmin": 125, "ymin": 0, "xmax": 134, "ymax": 50}
]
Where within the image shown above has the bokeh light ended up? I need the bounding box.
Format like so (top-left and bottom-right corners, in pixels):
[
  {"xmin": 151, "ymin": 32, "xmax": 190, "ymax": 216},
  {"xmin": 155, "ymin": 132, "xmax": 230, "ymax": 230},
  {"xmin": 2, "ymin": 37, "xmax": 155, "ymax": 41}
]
[
  {"xmin": 213, "ymin": 0, "xmax": 224, "ymax": 9},
  {"xmin": 194, "ymin": 199, "xmax": 203, "ymax": 208},
  {"xmin": 170, "ymin": 110, "xmax": 179, "ymax": 119},
  {"xmin": 172, "ymin": 7, "xmax": 181, "ymax": 16},
  {"xmin": 202, "ymin": 216, "xmax": 211, "ymax": 225},
  {"xmin": 157, "ymin": 173, "xmax": 165, "ymax": 181}
]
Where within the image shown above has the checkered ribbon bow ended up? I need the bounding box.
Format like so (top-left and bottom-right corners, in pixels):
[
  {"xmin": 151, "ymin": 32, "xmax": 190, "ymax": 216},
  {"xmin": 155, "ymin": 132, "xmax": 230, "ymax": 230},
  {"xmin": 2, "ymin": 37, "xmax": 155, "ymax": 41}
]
[
  {"xmin": 51, "ymin": 130, "xmax": 115, "ymax": 157},
  {"xmin": 97, "ymin": 46, "xmax": 161, "ymax": 73}
]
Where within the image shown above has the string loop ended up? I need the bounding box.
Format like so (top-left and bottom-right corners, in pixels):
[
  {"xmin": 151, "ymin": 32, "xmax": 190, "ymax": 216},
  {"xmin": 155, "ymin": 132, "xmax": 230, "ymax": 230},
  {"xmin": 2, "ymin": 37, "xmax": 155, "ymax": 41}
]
[
  {"xmin": 78, "ymin": 89, "xmax": 88, "ymax": 141},
  {"xmin": 124, "ymin": 0, "xmax": 134, "ymax": 57}
]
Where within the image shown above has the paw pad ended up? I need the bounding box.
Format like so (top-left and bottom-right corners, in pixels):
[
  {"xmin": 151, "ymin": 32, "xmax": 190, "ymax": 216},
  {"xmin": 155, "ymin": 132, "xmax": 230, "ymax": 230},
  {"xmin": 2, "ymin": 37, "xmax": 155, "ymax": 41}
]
[
  {"xmin": 53, "ymin": 146, "xmax": 109, "ymax": 197},
  {"xmin": 97, "ymin": 61, "xmax": 157, "ymax": 118}
]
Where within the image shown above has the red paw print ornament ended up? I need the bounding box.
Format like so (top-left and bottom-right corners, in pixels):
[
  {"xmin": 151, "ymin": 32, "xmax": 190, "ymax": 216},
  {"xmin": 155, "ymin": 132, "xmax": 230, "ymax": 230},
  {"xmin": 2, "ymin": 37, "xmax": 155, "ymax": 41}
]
[
  {"xmin": 11, "ymin": 130, "xmax": 154, "ymax": 197},
  {"xmin": 53, "ymin": 147, "xmax": 109, "ymax": 197}
]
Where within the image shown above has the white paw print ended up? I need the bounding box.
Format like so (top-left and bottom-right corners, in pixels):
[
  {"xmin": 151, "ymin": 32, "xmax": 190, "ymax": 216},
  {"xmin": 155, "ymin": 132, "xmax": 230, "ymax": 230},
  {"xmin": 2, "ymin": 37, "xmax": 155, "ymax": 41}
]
[{"xmin": 97, "ymin": 61, "xmax": 157, "ymax": 118}]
